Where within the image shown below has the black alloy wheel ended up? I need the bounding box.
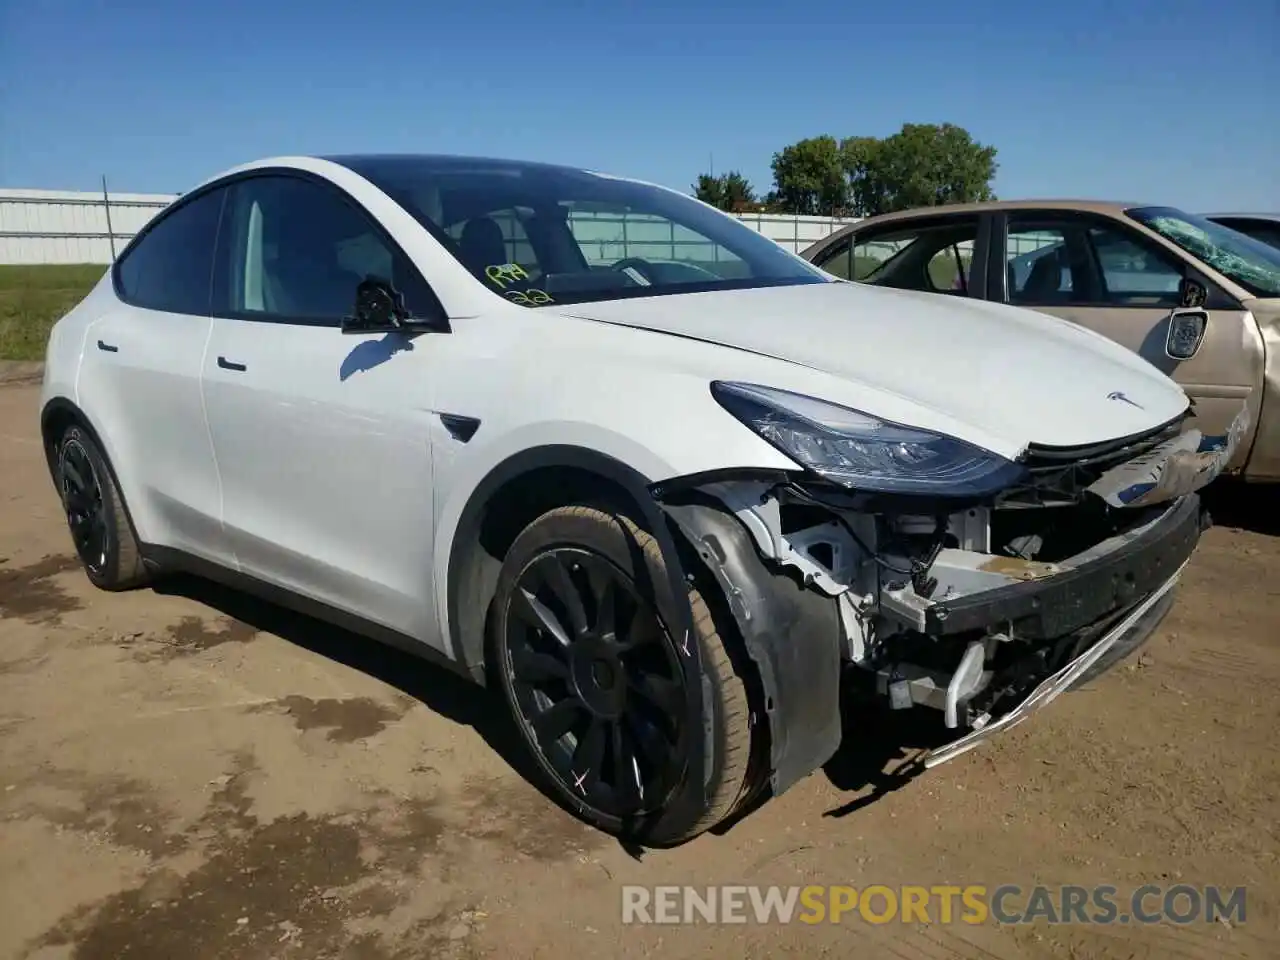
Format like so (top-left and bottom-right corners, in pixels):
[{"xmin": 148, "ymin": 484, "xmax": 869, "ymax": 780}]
[
  {"xmin": 58, "ymin": 434, "xmax": 110, "ymax": 575},
  {"xmin": 489, "ymin": 504, "xmax": 757, "ymax": 846},
  {"xmin": 52, "ymin": 424, "xmax": 149, "ymax": 591},
  {"xmin": 501, "ymin": 546, "xmax": 689, "ymax": 820}
]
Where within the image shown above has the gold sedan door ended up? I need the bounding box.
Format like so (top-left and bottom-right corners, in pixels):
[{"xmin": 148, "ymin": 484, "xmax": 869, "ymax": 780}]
[{"xmin": 994, "ymin": 209, "xmax": 1263, "ymax": 470}]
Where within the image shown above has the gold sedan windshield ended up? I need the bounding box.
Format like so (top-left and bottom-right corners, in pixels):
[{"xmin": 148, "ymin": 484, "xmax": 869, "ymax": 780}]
[{"xmin": 1129, "ymin": 206, "xmax": 1280, "ymax": 298}]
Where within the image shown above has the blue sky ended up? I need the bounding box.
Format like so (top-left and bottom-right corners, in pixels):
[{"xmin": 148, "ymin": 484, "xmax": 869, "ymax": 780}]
[{"xmin": 2, "ymin": 0, "xmax": 1276, "ymax": 210}]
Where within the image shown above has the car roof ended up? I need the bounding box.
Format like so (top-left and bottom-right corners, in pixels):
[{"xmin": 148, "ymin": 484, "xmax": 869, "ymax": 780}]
[
  {"xmin": 186, "ymin": 152, "xmax": 670, "ymax": 208},
  {"xmin": 320, "ymin": 152, "xmax": 594, "ymax": 176},
  {"xmin": 847, "ymin": 199, "xmax": 1154, "ymax": 230}
]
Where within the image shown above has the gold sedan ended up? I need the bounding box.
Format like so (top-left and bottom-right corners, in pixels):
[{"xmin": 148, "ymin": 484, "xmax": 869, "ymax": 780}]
[{"xmin": 802, "ymin": 201, "xmax": 1280, "ymax": 483}]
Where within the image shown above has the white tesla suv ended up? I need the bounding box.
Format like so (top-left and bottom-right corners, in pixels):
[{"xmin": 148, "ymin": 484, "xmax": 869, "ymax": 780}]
[{"xmin": 40, "ymin": 154, "xmax": 1245, "ymax": 846}]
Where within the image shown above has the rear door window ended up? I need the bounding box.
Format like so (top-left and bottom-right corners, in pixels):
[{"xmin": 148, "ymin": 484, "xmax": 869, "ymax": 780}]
[
  {"xmin": 115, "ymin": 189, "xmax": 226, "ymax": 315},
  {"xmin": 852, "ymin": 235, "xmax": 915, "ymax": 281},
  {"xmin": 812, "ymin": 238, "xmax": 853, "ymax": 279},
  {"xmin": 851, "ymin": 219, "xmax": 979, "ymax": 294}
]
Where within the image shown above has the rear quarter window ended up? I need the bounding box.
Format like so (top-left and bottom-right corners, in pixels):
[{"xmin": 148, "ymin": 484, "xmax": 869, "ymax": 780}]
[{"xmin": 116, "ymin": 190, "xmax": 226, "ymax": 315}]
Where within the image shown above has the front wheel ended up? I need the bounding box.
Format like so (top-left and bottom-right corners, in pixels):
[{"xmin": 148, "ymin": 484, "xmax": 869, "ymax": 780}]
[{"xmin": 487, "ymin": 504, "xmax": 756, "ymax": 846}]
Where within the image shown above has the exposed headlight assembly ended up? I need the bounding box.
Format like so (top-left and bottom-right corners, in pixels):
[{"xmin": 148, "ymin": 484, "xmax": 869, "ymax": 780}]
[{"xmin": 711, "ymin": 381, "xmax": 1027, "ymax": 497}]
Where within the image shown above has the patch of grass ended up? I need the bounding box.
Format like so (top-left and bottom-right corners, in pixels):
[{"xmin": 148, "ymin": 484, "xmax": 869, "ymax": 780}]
[{"xmin": 0, "ymin": 264, "xmax": 107, "ymax": 361}]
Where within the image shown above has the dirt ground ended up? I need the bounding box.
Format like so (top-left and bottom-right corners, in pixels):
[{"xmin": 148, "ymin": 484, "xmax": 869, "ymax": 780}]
[{"xmin": 1, "ymin": 381, "xmax": 1277, "ymax": 960}]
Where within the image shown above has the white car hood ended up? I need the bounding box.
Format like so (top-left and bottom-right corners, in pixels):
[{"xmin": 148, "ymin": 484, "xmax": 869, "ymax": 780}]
[{"xmin": 560, "ymin": 280, "xmax": 1190, "ymax": 457}]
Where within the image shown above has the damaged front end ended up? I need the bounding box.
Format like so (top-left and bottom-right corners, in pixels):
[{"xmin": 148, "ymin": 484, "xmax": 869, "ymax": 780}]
[{"xmin": 653, "ymin": 384, "xmax": 1248, "ymax": 797}]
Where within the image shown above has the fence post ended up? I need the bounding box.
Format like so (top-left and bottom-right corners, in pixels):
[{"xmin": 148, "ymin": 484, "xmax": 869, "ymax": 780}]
[{"xmin": 101, "ymin": 175, "xmax": 116, "ymax": 260}]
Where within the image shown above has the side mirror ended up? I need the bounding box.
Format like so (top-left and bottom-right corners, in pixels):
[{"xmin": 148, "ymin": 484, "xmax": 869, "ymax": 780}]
[
  {"xmin": 342, "ymin": 276, "xmax": 449, "ymax": 335},
  {"xmin": 1178, "ymin": 276, "xmax": 1207, "ymax": 308},
  {"xmin": 1166, "ymin": 307, "xmax": 1208, "ymax": 361}
]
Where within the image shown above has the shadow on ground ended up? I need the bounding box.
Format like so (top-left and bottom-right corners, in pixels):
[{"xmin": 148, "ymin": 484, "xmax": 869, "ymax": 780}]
[
  {"xmin": 149, "ymin": 573, "xmax": 552, "ymax": 797},
  {"xmin": 1201, "ymin": 477, "xmax": 1280, "ymax": 537},
  {"xmin": 710, "ymin": 682, "xmax": 957, "ymax": 839},
  {"xmin": 145, "ymin": 572, "xmax": 938, "ymax": 859},
  {"xmin": 819, "ymin": 693, "xmax": 955, "ymax": 819}
]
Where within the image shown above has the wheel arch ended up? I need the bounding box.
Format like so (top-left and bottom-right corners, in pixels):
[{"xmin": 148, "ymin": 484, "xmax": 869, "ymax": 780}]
[
  {"xmin": 40, "ymin": 396, "xmax": 109, "ymax": 484},
  {"xmin": 445, "ymin": 444, "xmax": 692, "ymax": 681},
  {"xmin": 444, "ymin": 442, "xmax": 845, "ymax": 810},
  {"xmin": 657, "ymin": 492, "xmax": 844, "ymax": 798},
  {"xmin": 39, "ymin": 395, "xmax": 152, "ymax": 572}
]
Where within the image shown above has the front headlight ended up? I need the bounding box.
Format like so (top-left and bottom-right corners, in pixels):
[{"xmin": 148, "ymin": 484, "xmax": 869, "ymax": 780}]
[{"xmin": 711, "ymin": 381, "xmax": 1027, "ymax": 496}]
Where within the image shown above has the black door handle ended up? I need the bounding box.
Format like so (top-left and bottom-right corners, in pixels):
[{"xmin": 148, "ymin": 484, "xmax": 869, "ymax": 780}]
[
  {"xmin": 217, "ymin": 356, "xmax": 247, "ymax": 372},
  {"xmin": 96, "ymin": 339, "xmax": 118, "ymax": 353}
]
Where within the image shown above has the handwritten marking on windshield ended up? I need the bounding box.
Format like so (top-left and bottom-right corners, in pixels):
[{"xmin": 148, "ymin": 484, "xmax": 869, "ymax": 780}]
[
  {"xmin": 505, "ymin": 289, "xmax": 553, "ymax": 306},
  {"xmin": 485, "ymin": 263, "xmax": 530, "ymax": 288}
]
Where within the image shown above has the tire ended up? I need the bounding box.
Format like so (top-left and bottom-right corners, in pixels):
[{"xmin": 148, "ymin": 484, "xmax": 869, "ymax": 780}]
[
  {"xmin": 53, "ymin": 424, "xmax": 149, "ymax": 591},
  {"xmin": 487, "ymin": 504, "xmax": 755, "ymax": 846}
]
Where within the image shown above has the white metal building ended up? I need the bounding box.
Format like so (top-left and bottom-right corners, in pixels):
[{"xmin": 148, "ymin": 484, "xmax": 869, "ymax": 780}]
[
  {"xmin": 731, "ymin": 212, "xmax": 862, "ymax": 254},
  {"xmin": 0, "ymin": 187, "xmax": 858, "ymax": 266},
  {"xmin": 0, "ymin": 189, "xmax": 178, "ymax": 265}
]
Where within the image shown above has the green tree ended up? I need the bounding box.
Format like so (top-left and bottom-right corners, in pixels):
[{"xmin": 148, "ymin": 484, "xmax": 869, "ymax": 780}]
[
  {"xmin": 692, "ymin": 171, "xmax": 757, "ymax": 212},
  {"xmin": 769, "ymin": 136, "xmax": 847, "ymax": 215},
  {"xmin": 693, "ymin": 173, "xmax": 726, "ymax": 209},
  {"xmin": 839, "ymin": 136, "xmax": 886, "ymax": 217},
  {"xmin": 719, "ymin": 171, "xmax": 757, "ymax": 212},
  {"xmin": 842, "ymin": 123, "xmax": 998, "ymax": 216}
]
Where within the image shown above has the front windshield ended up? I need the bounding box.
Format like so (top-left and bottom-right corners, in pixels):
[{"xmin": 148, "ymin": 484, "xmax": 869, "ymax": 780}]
[
  {"xmin": 329, "ymin": 155, "xmax": 827, "ymax": 308},
  {"xmin": 1127, "ymin": 206, "xmax": 1280, "ymax": 298}
]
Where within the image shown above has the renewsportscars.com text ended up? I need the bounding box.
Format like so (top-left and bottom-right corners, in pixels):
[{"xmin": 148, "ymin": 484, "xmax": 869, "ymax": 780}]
[{"xmin": 621, "ymin": 884, "xmax": 1247, "ymax": 926}]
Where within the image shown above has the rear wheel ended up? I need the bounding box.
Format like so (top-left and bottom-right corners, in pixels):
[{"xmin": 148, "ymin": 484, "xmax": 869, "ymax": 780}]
[
  {"xmin": 487, "ymin": 504, "xmax": 755, "ymax": 846},
  {"xmin": 54, "ymin": 424, "xmax": 149, "ymax": 590}
]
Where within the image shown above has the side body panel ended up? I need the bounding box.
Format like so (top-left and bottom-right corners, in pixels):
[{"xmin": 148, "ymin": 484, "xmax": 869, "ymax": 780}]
[
  {"xmin": 74, "ymin": 304, "xmax": 225, "ymax": 557},
  {"xmin": 1243, "ymin": 299, "xmax": 1280, "ymax": 480},
  {"xmin": 423, "ymin": 310, "xmax": 818, "ymax": 660},
  {"xmin": 40, "ymin": 273, "xmax": 109, "ymax": 415},
  {"xmin": 202, "ymin": 319, "xmax": 440, "ymax": 645}
]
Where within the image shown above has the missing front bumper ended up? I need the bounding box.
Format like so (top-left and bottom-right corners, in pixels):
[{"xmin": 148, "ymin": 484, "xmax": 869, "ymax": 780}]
[
  {"xmin": 920, "ymin": 566, "xmax": 1182, "ymax": 767},
  {"xmin": 656, "ymin": 466, "xmax": 1208, "ymax": 799},
  {"xmin": 883, "ymin": 493, "xmax": 1206, "ymax": 640}
]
